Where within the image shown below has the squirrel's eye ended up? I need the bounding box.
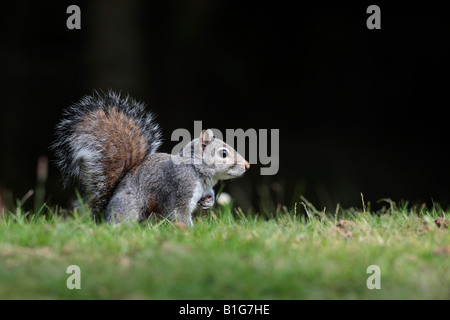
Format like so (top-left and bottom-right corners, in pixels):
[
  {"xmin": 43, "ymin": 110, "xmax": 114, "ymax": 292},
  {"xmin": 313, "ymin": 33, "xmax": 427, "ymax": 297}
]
[{"xmin": 219, "ymin": 149, "xmax": 228, "ymax": 158}]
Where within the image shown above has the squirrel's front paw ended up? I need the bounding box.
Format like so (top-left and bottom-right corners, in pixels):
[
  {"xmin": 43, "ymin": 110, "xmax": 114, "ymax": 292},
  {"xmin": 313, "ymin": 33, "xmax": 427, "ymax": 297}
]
[{"xmin": 197, "ymin": 194, "xmax": 214, "ymax": 210}]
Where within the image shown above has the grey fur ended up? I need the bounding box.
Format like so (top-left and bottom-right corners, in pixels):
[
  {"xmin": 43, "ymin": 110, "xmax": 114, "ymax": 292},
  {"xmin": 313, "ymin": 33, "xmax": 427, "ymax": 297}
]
[
  {"xmin": 53, "ymin": 91, "xmax": 249, "ymax": 226},
  {"xmin": 52, "ymin": 90, "xmax": 162, "ymax": 212}
]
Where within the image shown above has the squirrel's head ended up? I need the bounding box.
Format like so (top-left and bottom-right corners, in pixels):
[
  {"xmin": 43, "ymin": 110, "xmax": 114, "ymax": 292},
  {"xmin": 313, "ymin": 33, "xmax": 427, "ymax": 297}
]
[{"xmin": 192, "ymin": 129, "xmax": 250, "ymax": 180}]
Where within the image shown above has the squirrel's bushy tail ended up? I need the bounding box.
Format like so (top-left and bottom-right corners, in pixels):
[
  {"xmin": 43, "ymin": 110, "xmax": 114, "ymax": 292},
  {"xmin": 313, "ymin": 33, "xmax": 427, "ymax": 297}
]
[{"xmin": 52, "ymin": 90, "xmax": 162, "ymax": 212}]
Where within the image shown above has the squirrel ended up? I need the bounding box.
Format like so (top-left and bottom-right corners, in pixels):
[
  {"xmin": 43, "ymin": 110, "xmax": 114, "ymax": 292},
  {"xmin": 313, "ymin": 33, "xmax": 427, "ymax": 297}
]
[{"xmin": 52, "ymin": 90, "xmax": 250, "ymax": 226}]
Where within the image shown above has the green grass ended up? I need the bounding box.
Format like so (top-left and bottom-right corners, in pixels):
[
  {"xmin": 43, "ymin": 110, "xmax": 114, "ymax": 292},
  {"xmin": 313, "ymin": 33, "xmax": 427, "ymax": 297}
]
[{"xmin": 0, "ymin": 201, "xmax": 449, "ymax": 299}]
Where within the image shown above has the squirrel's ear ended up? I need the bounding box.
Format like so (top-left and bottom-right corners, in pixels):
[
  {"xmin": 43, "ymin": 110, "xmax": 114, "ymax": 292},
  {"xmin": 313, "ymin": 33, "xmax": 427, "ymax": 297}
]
[{"xmin": 200, "ymin": 129, "xmax": 214, "ymax": 150}]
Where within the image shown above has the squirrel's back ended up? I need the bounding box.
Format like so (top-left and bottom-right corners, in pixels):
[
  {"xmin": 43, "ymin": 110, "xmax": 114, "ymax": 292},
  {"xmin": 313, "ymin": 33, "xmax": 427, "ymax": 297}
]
[{"xmin": 53, "ymin": 90, "xmax": 162, "ymax": 213}]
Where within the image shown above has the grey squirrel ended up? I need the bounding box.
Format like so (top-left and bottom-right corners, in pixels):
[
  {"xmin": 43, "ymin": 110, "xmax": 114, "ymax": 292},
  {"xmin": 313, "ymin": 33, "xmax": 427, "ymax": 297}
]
[{"xmin": 52, "ymin": 91, "xmax": 249, "ymax": 225}]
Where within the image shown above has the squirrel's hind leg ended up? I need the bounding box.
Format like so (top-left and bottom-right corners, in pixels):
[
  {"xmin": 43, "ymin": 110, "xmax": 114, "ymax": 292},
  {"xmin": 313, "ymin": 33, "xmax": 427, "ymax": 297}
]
[
  {"xmin": 105, "ymin": 178, "xmax": 144, "ymax": 223},
  {"xmin": 105, "ymin": 201, "xmax": 143, "ymax": 223}
]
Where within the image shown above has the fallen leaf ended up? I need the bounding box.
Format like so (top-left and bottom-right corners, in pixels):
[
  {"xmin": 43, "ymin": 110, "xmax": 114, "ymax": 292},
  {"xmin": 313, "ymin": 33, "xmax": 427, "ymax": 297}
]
[
  {"xmin": 173, "ymin": 221, "xmax": 186, "ymax": 231},
  {"xmin": 432, "ymin": 246, "xmax": 450, "ymax": 256},
  {"xmin": 421, "ymin": 221, "xmax": 432, "ymax": 231},
  {"xmin": 62, "ymin": 245, "xmax": 72, "ymax": 254},
  {"xmin": 337, "ymin": 220, "xmax": 356, "ymax": 229},
  {"xmin": 331, "ymin": 227, "xmax": 353, "ymax": 238},
  {"xmin": 434, "ymin": 217, "xmax": 448, "ymax": 229},
  {"xmin": 120, "ymin": 256, "xmax": 131, "ymax": 268}
]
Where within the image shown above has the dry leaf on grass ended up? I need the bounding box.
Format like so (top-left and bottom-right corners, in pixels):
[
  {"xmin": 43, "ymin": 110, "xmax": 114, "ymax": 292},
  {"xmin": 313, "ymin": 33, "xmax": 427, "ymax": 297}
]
[
  {"xmin": 174, "ymin": 221, "xmax": 186, "ymax": 231},
  {"xmin": 434, "ymin": 217, "xmax": 448, "ymax": 229},
  {"xmin": 336, "ymin": 220, "xmax": 356, "ymax": 229},
  {"xmin": 432, "ymin": 246, "xmax": 450, "ymax": 256}
]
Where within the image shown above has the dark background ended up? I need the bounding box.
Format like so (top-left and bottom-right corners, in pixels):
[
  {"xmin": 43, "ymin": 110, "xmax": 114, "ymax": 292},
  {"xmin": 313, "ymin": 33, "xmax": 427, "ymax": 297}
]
[{"xmin": 1, "ymin": 1, "xmax": 449, "ymax": 212}]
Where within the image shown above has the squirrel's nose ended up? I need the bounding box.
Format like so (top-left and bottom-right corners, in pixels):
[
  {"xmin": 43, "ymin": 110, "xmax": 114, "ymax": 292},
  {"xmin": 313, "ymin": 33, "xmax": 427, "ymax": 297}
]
[{"xmin": 244, "ymin": 161, "xmax": 250, "ymax": 171}]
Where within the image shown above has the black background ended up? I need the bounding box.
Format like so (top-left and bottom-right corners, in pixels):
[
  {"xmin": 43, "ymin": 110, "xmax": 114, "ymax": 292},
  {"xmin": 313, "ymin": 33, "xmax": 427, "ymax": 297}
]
[{"xmin": 1, "ymin": 1, "xmax": 449, "ymax": 212}]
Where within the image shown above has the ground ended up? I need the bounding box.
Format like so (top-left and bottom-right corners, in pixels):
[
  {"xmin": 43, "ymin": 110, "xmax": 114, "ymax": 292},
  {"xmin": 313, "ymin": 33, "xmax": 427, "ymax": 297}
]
[{"xmin": 0, "ymin": 200, "xmax": 449, "ymax": 299}]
